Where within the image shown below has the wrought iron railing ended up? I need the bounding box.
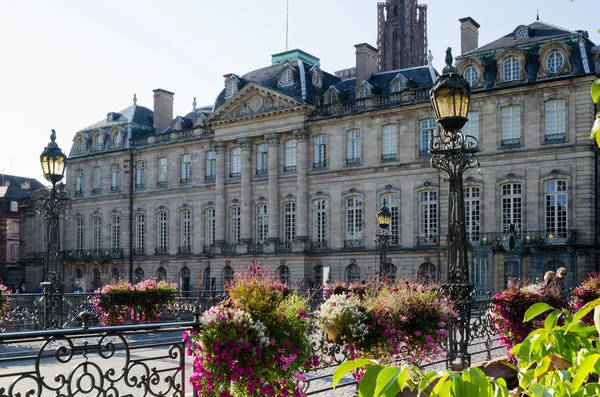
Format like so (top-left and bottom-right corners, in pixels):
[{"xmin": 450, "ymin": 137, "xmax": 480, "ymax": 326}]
[
  {"xmin": 343, "ymin": 239, "xmax": 363, "ymax": 248},
  {"xmin": 469, "ymin": 229, "xmax": 576, "ymax": 247},
  {"xmin": 248, "ymin": 243, "xmax": 264, "ymax": 253},
  {"xmin": 63, "ymin": 249, "xmax": 123, "ymax": 260},
  {"xmin": 275, "ymin": 242, "xmax": 292, "ymax": 253},
  {"xmin": 222, "ymin": 244, "xmax": 237, "ymax": 254}
]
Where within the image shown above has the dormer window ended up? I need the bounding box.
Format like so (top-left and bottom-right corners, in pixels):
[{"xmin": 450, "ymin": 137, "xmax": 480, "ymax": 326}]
[
  {"xmin": 113, "ymin": 132, "xmax": 122, "ymax": 147},
  {"xmin": 324, "ymin": 89, "xmax": 338, "ymax": 104},
  {"xmin": 78, "ymin": 138, "xmax": 86, "ymax": 154},
  {"xmin": 464, "ymin": 66, "xmax": 479, "ymax": 87},
  {"xmin": 391, "ymin": 80, "xmax": 405, "ymax": 93},
  {"xmin": 503, "ymin": 57, "xmax": 520, "ymax": 82},
  {"xmin": 95, "ymin": 134, "xmax": 104, "ymax": 151},
  {"xmin": 226, "ymin": 80, "xmax": 238, "ymax": 97},
  {"xmin": 357, "ymin": 86, "xmax": 370, "ymax": 98},
  {"xmin": 312, "ymin": 71, "xmax": 322, "ymax": 87},
  {"xmin": 515, "ymin": 26, "xmax": 529, "ymax": 39},
  {"xmin": 280, "ymin": 68, "xmax": 294, "ymax": 86},
  {"xmin": 547, "ymin": 51, "xmax": 564, "ymax": 74}
]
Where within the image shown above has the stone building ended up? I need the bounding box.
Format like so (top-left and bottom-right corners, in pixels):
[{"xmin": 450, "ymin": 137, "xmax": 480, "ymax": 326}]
[
  {"xmin": 21, "ymin": 18, "xmax": 599, "ymax": 295},
  {"xmin": 0, "ymin": 174, "xmax": 44, "ymax": 286}
]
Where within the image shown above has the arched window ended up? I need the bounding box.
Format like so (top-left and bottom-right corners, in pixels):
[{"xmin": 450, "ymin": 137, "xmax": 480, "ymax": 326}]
[
  {"xmin": 381, "ymin": 263, "xmax": 397, "ymax": 281},
  {"xmin": 113, "ymin": 132, "xmax": 122, "ymax": 147},
  {"xmin": 110, "ymin": 268, "xmax": 119, "ymax": 283},
  {"xmin": 92, "ymin": 268, "xmax": 102, "ymax": 291},
  {"xmin": 223, "ymin": 265, "xmax": 234, "ymax": 288},
  {"xmin": 345, "ymin": 264, "xmax": 360, "ymax": 283},
  {"xmin": 277, "ymin": 265, "xmax": 290, "ymax": 284},
  {"xmin": 156, "ymin": 267, "xmax": 167, "ymax": 282},
  {"xmin": 226, "ymin": 80, "xmax": 237, "ymax": 97},
  {"xmin": 357, "ymin": 85, "xmax": 370, "ymax": 98},
  {"xmin": 314, "ymin": 265, "xmax": 323, "ymax": 285},
  {"xmin": 464, "ymin": 66, "xmax": 479, "ymax": 87},
  {"xmin": 95, "ymin": 134, "xmax": 104, "ymax": 151},
  {"xmin": 78, "ymin": 138, "xmax": 86, "ymax": 154},
  {"xmin": 180, "ymin": 267, "xmax": 191, "ymax": 292},
  {"xmin": 75, "ymin": 268, "xmax": 83, "ymax": 279},
  {"xmin": 503, "ymin": 57, "xmax": 520, "ymax": 82},
  {"xmin": 546, "ymin": 51, "xmax": 564, "ymax": 74},
  {"xmin": 134, "ymin": 267, "xmax": 145, "ymax": 283},
  {"xmin": 391, "ymin": 80, "xmax": 405, "ymax": 93},
  {"xmin": 203, "ymin": 266, "xmax": 211, "ymax": 290},
  {"xmin": 417, "ymin": 262, "xmax": 436, "ymax": 284},
  {"xmin": 281, "ymin": 69, "xmax": 293, "ymax": 85},
  {"xmin": 324, "ymin": 91, "xmax": 337, "ymax": 104}
]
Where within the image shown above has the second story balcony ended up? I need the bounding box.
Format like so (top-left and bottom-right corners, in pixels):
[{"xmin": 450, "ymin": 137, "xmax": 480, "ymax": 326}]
[
  {"xmin": 343, "ymin": 239, "xmax": 363, "ymax": 249},
  {"xmin": 63, "ymin": 249, "xmax": 123, "ymax": 260},
  {"xmin": 470, "ymin": 229, "xmax": 576, "ymax": 248}
]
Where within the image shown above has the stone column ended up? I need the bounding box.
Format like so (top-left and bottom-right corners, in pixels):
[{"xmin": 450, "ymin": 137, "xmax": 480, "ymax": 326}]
[
  {"xmin": 266, "ymin": 133, "xmax": 280, "ymax": 242},
  {"xmin": 294, "ymin": 128, "xmax": 309, "ymax": 241},
  {"xmin": 239, "ymin": 138, "xmax": 252, "ymax": 243},
  {"xmin": 213, "ymin": 142, "xmax": 226, "ymax": 245}
]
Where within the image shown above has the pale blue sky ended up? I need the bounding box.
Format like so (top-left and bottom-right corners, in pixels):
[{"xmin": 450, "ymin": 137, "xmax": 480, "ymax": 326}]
[{"xmin": 1, "ymin": 0, "xmax": 598, "ymax": 184}]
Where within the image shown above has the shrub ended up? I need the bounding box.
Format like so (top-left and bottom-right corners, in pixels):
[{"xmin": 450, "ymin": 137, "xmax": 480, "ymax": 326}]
[
  {"xmin": 93, "ymin": 279, "xmax": 178, "ymax": 326},
  {"xmin": 0, "ymin": 282, "xmax": 11, "ymax": 323},
  {"xmin": 185, "ymin": 265, "xmax": 317, "ymax": 397},
  {"xmin": 571, "ymin": 272, "xmax": 600, "ymax": 325},
  {"xmin": 491, "ymin": 279, "xmax": 568, "ymax": 355}
]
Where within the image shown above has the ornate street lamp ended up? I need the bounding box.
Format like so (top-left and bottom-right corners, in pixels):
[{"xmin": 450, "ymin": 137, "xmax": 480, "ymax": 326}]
[
  {"xmin": 375, "ymin": 200, "xmax": 392, "ymax": 278},
  {"xmin": 429, "ymin": 48, "xmax": 478, "ymax": 369},
  {"xmin": 36, "ymin": 130, "xmax": 70, "ymax": 329}
]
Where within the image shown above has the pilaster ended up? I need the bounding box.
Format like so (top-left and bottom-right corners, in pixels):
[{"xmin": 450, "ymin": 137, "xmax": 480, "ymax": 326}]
[
  {"xmin": 294, "ymin": 128, "xmax": 309, "ymax": 241},
  {"xmin": 213, "ymin": 141, "xmax": 227, "ymax": 245},
  {"xmin": 265, "ymin": 133, "xmax": 280, "ymax": 242}
]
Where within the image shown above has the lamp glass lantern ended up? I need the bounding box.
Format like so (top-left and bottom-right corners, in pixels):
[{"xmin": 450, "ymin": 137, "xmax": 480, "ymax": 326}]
[
  {"xmin": 377, "ymin": 200, "xmax": 391, "ymax": 230},
  {"xmin": 40, "ymin": 130, "xmax": 67, "ymax": 185}
]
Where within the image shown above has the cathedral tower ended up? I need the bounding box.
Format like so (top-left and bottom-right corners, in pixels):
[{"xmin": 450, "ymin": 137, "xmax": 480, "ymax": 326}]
[{"xmin": 377, "ymin": 0, "xmax": 428, "ymax": 71}]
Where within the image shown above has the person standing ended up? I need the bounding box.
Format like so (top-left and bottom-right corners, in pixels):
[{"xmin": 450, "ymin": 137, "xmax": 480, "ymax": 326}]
[
  {"xmin": 544, "ymin": 271, "xmax": 555, "ymax": 286},
  {"xmin": 555, "ymin": 267, "xmax": 567, "ymax": 291}
]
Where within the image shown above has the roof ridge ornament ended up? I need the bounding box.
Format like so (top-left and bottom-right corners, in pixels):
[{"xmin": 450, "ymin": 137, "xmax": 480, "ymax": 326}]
[
  {"xmin": 428, "ymin": 50, "xmax": 434, "ymax": 66},
  {"xmin": 133, "ymin": 93, "xmax": 137, "ymax": 105},
  {"xmin": 193, "ymin": 97, "xmax": 197, "ymax": 111}
]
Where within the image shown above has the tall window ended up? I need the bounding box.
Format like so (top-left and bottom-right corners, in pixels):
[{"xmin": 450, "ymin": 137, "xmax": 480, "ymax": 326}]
[
  {"xmin": 92, "ymin": 217, "xmax": 101, "ymax": 250},
  {"xmin": 417, "ymin": 262, "xmax": 436, "ymax": 284},
  {"xmin": 345, "ymin": 264, "xmax": 360, "ymax": 283},
  {"xmin": 230, "ymin": 206, "xmax": 241, "ymax": 244},
  {"xmin": 313, "ymin": 135, "xmax": 327, "ymax": 168},
  {"xmin": 346, "ymin": 130, "xmax": 361, "ymax": 164},
  {"xmin": 158, "ymin": 157, "xmax": 168, "ymax": 186},
  {"xmin": 545, "ymin": 180, "xmax": 568, "ymax": 238},
  {"xmin": 284, "ymin": 202, "xmax": 296, "ymax": 243},
  {"xmin": 256, "ymin": 144, "xmax": 268, "ymax": 175},
  {"xmin": 504, "ymin": 260, "xmax": 521, "ymax": 287},
  {"xmin": 134, "ymin": 214, "xmax": 145, "ymax": 254},
  {"xmin": 381, "ymin": 194, "xmax": 399, "ymax": 245},
  {"xmin": 314, "ymin": 265, "xmax": 323, "ymax": 285},
  {"xmin": 92, "ymin": 268, "xmax": 101, "ymax": 290},
  {"xmin": 503, "ymin": 57, "xmax": 520, "ymax": 82},
  {"xmin": 545, "ymin": 99, "xmax": 566, "ymax": 141},
  {"xmin": 75, "ymin": 218, "xmax": 84, "ymax": 251},
  {"xmin": 256, "ymin": 205, "xmax": 268, "ymax": 243},
  {"xmin": 180, "ymin": 210, "xmax": 192, "ymax": 252},
  {"xmin": 157, "ymin": 212, "xmax": 168, "ymax": 253},
  {"xmin": 464, "ymin": 187, "xmax": 481, "ymax": 241},
  {"xmin": 181, "ymin": 154, "xmax": 191, "ymax": 183},
  {"xmin": 357, "ymin": 86, "xmax": 370, "ymax": 98},
  {"xmin": 284, "ymin": 139, "xmax": 297, "ymax": 171},
  {"xmin": 92, "ymin": 166, "xmax": 101, "ymax": 193},
  {"xmin": 75, "ymin": 169, "xmax": 84, "ymax": 195},
  {"xmin": 110, "ymin": 215, "xmax": 121, "ymax": 250},
  {"xmin": 134, "ymin": 267, "xmax": 145, "ymax": 283},
  {"xmin": 501, "ymin": 106, "xmax": 521, "ymax": 146},
  {"xmin": 464, "ymin": 66, "xmax": 479, "ymax": 87},
  {"xmin": 204, "ymin": 208, "xmax": 215, "ymax": 246},
  {"xmin": 206, "ymin": 151, "xmax": 216, "ymax": 180},
  {"xmin": 345, "ymin": 197, "xmax": 363, "ymax": 244},
  {"xmin": 463, "ymin": 111, "xmax": 480, "ymax": 143},
  {"xmin": 156, "ymin": 267, "xmax": 167, "ymax": 282},
  {"xmin": 230, "ymin": 148, "xmax": 241, "ymax": 177},
  {"xmin": 223, "ymin": 266, "xmax": 234, "ymax": 286},
  {"xmin": 313, "ymin": 199, "xmax": 328, "ymax": 247},
  {"xmin": 110, "ymin": 268, "xmax": 119, "ymax": 283},
  {"xmin": 180, "ymin": 267, "xmax": 191, "ymax": 292},
  {"xmin": 136, "ymin": 160, "xmax": 145, "ymax": 189},
  {"xmin": 111, "ymin": 164, "xmax": 120, "ymax": 191},
  {"xmin": 502, "ymin": 183, "xmax": 522, "ymax": 232},
  {"xmin": 420, "ymin": 120, "xmax": 436, "ymax": 156},
  {"xmin": 382, "ymin": 125, "xmax": 398, "ymax": 161},
  {"xmin": 418, "ymin": 191, "xmax": 438, "ymax": 244},
  {"xmin": 277, "ymin": 265, "xmax": 290, "ymax": 284}
]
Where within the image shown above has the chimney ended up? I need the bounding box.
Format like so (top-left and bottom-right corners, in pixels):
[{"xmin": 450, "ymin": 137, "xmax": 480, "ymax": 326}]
[
  {"xmin": 153, "ymin": 88, "xmax": 175, "ymax": 133},
  {"xmin": 459, "ymin": 17, "xmax": 480, "ymax": 55},
  {"xmin": 355, "ymin": 43, "xmax": 379, "ymax": 84}
]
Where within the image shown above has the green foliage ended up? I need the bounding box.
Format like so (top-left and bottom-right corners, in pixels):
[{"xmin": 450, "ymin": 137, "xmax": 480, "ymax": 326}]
[
  {"xmin": 335, "ymin": 297, "xmax": 600, "ymax": 396},
  {"xmin": 589, "ymin": 80, "xmax": 600, "ymax": 146},
  {"xmin": 591, "ymin": 79, "xmax": 600, "ymax": 104}
]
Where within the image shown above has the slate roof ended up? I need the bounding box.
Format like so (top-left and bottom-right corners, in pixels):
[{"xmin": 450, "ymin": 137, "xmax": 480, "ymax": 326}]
[
  {"xmin": 456, "ymin": 20, "xmax": 598, "ymax": 89},
  {"xmin": 0, "ymin": 174, "xmax": 45, "ymax": 192},
  {"xmin": 330, "ymin": 65, "xmax": 436, "ymax": 101},
  {"xmin": 213, "ymin": 60, "xmax": 342, "ymax": 110}
]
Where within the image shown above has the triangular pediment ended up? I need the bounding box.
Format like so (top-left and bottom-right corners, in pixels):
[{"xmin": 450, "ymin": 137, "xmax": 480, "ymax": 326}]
[{"xmin": 206, "ymin": 83, "xmax": 311, "ymax": 124}]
